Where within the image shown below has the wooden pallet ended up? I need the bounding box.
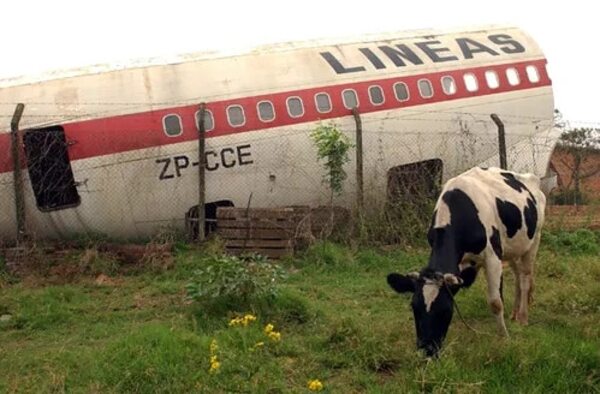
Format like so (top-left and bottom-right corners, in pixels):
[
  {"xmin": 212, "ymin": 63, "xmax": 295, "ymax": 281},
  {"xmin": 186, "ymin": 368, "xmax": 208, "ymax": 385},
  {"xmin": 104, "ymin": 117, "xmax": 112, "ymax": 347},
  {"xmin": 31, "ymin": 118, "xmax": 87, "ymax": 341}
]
[{"xmin": 216, "ymin": 206, "xmax": 312, "ymax": 259}]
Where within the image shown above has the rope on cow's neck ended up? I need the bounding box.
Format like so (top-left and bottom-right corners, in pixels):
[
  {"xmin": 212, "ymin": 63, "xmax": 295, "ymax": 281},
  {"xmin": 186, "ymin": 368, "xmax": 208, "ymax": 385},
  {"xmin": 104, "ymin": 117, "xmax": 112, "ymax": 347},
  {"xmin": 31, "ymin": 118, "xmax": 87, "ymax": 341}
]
[{"xmin": 443, "ymin": 282, "xmax": 494, "ymax": 337}]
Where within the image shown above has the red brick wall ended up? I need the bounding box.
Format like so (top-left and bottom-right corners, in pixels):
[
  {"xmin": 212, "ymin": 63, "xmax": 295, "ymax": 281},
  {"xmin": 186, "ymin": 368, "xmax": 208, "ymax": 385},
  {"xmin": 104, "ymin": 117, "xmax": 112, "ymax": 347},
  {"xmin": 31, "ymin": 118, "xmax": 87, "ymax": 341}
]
[
  {"xmin": 546, "ymin": 205, "xmax": 600, "ymax": 230},
  {"xmin": 549, "ymin": 146, "xmax": 600, "ymax": 195}
]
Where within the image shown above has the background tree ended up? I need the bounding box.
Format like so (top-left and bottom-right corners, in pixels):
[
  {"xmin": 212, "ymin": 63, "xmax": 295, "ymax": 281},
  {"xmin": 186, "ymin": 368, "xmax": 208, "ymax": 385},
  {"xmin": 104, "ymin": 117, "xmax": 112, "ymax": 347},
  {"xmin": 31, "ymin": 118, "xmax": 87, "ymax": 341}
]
[{"xmin": 557, "ymin": 126, "xmax": 600, "ymax": 204}]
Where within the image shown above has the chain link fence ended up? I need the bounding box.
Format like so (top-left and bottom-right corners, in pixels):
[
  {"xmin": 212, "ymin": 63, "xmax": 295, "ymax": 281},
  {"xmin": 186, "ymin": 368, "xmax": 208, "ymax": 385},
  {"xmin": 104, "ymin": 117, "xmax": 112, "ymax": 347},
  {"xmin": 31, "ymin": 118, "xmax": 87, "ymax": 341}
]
[{"xmin": 1, "ymin": 110, "xmax": 597, "ymax": 246}]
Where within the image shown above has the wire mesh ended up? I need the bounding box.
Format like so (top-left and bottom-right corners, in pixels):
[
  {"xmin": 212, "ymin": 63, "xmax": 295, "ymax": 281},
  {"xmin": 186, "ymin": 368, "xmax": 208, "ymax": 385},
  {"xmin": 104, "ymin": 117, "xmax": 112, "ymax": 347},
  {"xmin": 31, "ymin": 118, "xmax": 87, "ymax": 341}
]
[{"xmin": 0, "ymin": 112, "xmax": 598, "ymax": 243}]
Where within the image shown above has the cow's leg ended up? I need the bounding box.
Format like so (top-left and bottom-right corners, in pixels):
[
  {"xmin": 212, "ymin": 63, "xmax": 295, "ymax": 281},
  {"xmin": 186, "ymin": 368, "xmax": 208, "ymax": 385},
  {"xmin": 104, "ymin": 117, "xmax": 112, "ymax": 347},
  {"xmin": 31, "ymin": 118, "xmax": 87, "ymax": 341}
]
[
  {"xmin": 516, "ymin": 268, "xmax": 532, "ymax": 325},
  {"xmin": 485, "ymin": 257, "xmax": 508, "ymax": 336},
  {"xmin": 515, "ymin": 235, "xmax": 541, "ymax": 325},
  {"xmin": 508, "ymin": 259, "xmax": 521, "ymax": 321}
]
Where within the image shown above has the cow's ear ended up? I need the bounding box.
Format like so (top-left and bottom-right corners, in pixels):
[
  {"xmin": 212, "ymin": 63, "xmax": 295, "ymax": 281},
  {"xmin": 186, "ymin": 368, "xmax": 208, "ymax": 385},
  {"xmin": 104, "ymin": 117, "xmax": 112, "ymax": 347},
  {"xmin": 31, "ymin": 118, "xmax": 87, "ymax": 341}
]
[
  {"xmin": 458, "ymin": 266, "xmax": 478, "ymax": 288},
  {"xmin": 443, "ymin": 273, "xmax": 463, "ymax": 286},
  {"xmin": 387, "ymin": 273, "xmax": 416, "ymax": 293}
]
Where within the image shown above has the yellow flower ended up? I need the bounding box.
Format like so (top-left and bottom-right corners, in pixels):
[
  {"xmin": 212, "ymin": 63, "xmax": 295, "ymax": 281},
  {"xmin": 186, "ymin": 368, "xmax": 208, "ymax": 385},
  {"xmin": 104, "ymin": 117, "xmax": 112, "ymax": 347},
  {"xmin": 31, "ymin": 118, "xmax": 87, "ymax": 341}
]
[
  {"xmin": 209, "ymin": 360, "xmax": 220, "ymax": 374},
  {"xmin": 210, "ymin": 355, "xmax": 218, "ymax": 363},
  {"xmin": 229, "ymin": 314, "xmax": 257, "ymax": 327},
  {"xmin": 209, "ymin": 339, "xmax": 218, "ymax": 354},
  {"xmin": 254, "ymin": 341, "xmax": 265, "ymax": 348},
  {"xmin": 264, "ymin": 323, "xmax": 275, "ymax": 334},
  {"xmin": 268, "ymin": 331, "xmax": 281, "ymax": 342},
  {"xmin": 242, "ymin": 314, "xmax": 257, "ymax": 326},
  {"xmin": 308, "ymin": 379, "xmax": 324, "ymax": 391}
]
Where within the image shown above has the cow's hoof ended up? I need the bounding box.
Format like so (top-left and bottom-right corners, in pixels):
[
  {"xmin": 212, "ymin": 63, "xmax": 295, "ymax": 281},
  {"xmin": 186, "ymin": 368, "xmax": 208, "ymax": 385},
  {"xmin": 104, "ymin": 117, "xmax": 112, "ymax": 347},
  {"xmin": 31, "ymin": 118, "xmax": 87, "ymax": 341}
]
[{"xmin": 516, "ymin": 314, "xmax": 529, "ymax": 325}]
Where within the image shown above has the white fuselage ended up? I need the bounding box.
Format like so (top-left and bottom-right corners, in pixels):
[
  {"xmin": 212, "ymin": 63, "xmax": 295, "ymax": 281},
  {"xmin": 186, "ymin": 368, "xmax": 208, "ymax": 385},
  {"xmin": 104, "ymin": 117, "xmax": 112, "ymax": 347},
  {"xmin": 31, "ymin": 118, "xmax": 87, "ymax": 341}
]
[{"xmin": 0, "ymin": 25, "xmax": 556, "ymax": 240}]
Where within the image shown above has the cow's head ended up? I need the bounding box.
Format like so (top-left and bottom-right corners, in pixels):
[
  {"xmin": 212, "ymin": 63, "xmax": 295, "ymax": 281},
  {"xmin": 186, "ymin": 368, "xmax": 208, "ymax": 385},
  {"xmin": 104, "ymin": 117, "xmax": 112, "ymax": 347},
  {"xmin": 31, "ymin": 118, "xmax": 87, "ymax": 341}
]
[{"xmin": 387, "ymin": 266, "xmax": 477, "ymax": 357}]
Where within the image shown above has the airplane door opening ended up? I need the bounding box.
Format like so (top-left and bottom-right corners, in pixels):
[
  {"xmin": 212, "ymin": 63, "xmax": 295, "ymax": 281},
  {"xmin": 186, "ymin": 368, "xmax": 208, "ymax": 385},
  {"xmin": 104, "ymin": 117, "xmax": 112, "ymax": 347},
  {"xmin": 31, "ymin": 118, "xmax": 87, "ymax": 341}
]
[
  {"xmin": 185, "ymin": 200, "xmax": 235, "ymax": 239},
  {"xmin": 23, "ymin": 126, "xmax": 81, "ymax": 211},
  {"xmin": 386, "ymin": 159, "xmax": 443, "ymax": 206}
]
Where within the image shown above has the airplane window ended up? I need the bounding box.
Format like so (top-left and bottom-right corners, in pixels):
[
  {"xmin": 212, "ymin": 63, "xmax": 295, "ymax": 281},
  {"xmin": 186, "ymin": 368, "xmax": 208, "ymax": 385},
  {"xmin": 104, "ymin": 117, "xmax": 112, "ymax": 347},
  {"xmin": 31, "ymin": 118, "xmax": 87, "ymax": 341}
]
[
  {"xmin": 163, "ymin": 114, "xmax": 183, "ymax": 137},
  {"xmin": 227, "ymin": 105, "xmax": 246, "ymax": 127},
  {"xmin": 418, "ymin": 79, "xmax": 434, "ymax": 98},
  {"xmin": 315, "ymin": 93, "xmax": 332, "ymax": 113},
  {"xmin": 342, "ymin": 89, "xmax": 358, "ymax": 109},
  {"xmin": 485, "ymin": 71, "xmax": 500, "ymax": 89},
  {"xmin": 258, "ymin": 101, "xmax": 275, "ymax": 122},
  {"xmin": 195, "ymin": 109, "xmax": 215, "ymax": 132},
  {"xmin": 464, "ymin": 73, "xmax": 478, "ymax": 92},
  {"xmin": 506, "ymin": 68, "xmax": 520, "ymax": 86},
  {"xmin": 287, "ymin": 97, "xmax": 304, "ymax": 118},
  {"xmin": 393, "ymin": 82, "xmax": 409, "ymax": 102},
  {"xmin": 368, "ymin": 85, "xmax": 385, "ymax": 105},
  {"xmin": 526, "ymin": 65, "xmax": 540, "ymax": 83},
  {"xmin": 441, "ymin": 76, "xmax": 456, "ymax": 95}
]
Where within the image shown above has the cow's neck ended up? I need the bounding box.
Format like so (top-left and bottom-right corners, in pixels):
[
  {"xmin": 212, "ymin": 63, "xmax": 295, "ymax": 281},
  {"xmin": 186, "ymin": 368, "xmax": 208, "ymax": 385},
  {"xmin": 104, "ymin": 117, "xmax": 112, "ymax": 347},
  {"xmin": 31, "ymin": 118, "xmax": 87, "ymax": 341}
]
[{"xmin": 428, "ymin": 229, "xmax": 462, "ymax": 274}]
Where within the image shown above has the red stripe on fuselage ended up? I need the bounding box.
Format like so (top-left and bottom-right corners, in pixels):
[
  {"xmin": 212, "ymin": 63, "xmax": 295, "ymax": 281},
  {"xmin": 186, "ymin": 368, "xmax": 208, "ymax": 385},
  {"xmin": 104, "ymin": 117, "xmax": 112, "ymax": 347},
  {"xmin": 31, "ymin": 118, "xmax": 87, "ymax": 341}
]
[{"xmin": 0, "ymin": 59, "xmax": 550, "ymax": 174}]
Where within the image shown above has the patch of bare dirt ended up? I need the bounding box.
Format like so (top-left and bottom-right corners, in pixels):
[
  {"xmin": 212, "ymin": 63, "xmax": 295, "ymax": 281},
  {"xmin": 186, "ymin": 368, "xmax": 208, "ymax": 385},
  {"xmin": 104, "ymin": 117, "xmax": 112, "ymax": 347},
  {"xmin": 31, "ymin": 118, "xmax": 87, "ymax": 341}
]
[{"xmin": 0, "ymin": 241, "xmax": 174, "ymax": 287}]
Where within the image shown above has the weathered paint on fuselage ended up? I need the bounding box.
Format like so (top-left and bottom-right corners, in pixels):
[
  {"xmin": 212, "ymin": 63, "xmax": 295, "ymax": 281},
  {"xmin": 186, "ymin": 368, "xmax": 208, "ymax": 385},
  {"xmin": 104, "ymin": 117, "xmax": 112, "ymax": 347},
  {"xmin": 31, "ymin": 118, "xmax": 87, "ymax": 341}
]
[{"xmin": 0, "ymin": 25, "xmax": 555, "ymax": 240}]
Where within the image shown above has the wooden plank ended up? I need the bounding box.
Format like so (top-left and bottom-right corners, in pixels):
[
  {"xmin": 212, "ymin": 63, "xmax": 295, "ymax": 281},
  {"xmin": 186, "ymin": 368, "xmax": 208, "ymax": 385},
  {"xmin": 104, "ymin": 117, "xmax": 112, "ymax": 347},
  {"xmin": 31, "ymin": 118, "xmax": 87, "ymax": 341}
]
[
  {"xmin": 218, "ymin": 218, "xmax": 300, "ymax": 230},
  {"xmin": 224, "ymin": 239, "xmax": 291, "ymax": 248},
  {"xmin": 215, "ymin": 206, "xmax": 350, "ymax": 258},
  {"xmin": 217, "ymin": 207, "xmax": 310, "ymax": 220},
  {"xmin": 217, "ymin": 228, "xmax": 291, "ymax": 240}
]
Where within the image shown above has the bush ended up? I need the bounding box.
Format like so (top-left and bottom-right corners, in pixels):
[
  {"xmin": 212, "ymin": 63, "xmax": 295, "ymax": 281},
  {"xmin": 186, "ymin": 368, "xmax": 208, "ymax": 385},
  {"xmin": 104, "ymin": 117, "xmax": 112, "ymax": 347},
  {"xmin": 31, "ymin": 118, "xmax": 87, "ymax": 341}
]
[
  {"xmin": 310, "ymin": 123, "xmax": 353, "ymax": 196},
  {"xmin": 186, "ymin": 254, "xmax": 286, "ymax": 305}
]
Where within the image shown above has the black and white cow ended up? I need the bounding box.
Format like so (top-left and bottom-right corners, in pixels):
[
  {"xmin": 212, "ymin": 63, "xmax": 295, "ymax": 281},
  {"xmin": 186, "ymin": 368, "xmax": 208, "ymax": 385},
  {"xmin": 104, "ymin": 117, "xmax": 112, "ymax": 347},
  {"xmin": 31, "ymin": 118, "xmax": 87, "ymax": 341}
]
[{"xmin": 387, "ymin": 167, "xmax": 546, "ymax": 357}]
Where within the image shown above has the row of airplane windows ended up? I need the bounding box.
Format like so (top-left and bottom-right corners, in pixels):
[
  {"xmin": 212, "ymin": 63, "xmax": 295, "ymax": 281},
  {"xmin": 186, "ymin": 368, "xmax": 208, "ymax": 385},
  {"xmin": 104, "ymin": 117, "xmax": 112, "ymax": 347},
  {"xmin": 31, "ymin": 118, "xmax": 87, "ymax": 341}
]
[{"xmin": 162, "ymin": 65, "xmax": 542, "ymax": 137}]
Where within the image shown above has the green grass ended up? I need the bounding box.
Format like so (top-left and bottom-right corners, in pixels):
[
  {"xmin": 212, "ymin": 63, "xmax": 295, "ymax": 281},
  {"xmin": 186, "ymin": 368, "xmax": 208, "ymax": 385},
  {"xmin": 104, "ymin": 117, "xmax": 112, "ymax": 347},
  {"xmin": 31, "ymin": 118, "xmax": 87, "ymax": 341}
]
[{"xmin": 1, "ymin": 233, "xmax": 599, "ymax": 393}]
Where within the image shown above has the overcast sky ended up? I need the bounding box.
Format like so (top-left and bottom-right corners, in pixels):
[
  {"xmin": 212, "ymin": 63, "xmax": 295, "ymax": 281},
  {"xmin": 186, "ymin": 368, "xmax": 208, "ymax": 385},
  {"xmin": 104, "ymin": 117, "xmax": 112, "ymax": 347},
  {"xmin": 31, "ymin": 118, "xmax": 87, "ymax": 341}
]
[{"xmin": 0, "ymin": 0, "xmax": 597, "ymax": 127}]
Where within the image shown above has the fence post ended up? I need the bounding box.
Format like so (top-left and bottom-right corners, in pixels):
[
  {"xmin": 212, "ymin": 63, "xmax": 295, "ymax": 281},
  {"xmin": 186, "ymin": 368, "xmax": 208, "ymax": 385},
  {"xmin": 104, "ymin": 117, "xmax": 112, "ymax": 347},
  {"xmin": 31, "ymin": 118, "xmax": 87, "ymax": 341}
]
[
  {"xmin": 352, "ymin": 107, "xmax": 364, "ymax": 212},
  {"xmin": 196, "ymin": 103, "xmax": 207, "ymax": 243},
  {"xmin": 491, "ymin": 114, "xmax": 507, "ymax": 170},
  {"xmin": 10, "ymin": 103, "xmax": 27, "ymax": 243}
]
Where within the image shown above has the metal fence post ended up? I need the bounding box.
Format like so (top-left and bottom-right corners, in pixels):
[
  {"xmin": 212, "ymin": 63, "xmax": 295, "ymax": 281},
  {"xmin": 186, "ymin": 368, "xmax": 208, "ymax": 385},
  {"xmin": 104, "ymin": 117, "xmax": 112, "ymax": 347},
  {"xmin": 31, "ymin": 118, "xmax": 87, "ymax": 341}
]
[
  {"xmin": 196, "ymin": 103, "xmax": 207, "ymax": 242},
  {"xmin": 491, "ymin": 114, "xmax": 507, "ymax": 170},
  {"xmin": 352, "ymin": 107, "xmax": 363, "ymax": 212},
  {"xmin": 10, "ymin": 103, "xmax": 27, "ymax": 243}
]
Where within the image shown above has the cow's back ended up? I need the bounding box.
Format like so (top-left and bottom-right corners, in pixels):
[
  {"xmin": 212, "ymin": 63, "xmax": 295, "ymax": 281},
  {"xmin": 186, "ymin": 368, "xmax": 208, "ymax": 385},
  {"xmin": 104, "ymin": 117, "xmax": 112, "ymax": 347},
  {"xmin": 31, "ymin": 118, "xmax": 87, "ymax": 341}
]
[{"xmin": 433, "ymin": 167, "xmax": 545, "ymax": 261}]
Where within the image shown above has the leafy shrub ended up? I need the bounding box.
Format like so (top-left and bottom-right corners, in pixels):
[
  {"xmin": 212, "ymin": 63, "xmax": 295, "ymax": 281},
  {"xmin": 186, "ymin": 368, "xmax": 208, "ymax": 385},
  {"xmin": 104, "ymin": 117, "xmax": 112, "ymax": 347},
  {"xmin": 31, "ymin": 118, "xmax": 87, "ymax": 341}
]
[
  {"xmin": 186, "ymin": 254, "xmax": 286, "ymax": 305},
  {"xmin": 310, "ymin": 123, "xmax": 353, "ymax": 195}
]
